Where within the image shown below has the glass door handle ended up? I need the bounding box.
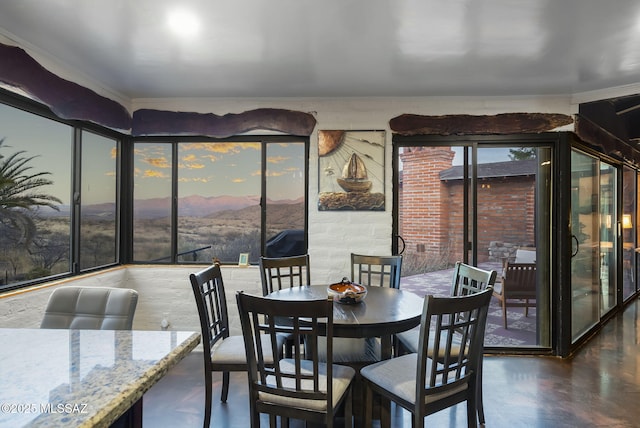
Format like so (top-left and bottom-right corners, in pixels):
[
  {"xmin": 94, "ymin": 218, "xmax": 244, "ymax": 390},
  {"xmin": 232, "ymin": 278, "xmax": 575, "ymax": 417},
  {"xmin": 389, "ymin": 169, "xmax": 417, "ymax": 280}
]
[
  {"xmin": 395, "ymin": 235, "xmax": 406, "ymax": 255},
  {"xmin": 571, "ymin": 235, "xmax": 579, "ymax": 258}
]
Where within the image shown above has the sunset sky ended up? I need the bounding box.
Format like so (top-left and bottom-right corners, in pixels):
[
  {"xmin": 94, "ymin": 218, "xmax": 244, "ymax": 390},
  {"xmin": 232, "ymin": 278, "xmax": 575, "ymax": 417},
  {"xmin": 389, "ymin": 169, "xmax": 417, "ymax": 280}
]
[{"xmin": 0, "ymin": 103, "xmax": 305, "ymax": 205}]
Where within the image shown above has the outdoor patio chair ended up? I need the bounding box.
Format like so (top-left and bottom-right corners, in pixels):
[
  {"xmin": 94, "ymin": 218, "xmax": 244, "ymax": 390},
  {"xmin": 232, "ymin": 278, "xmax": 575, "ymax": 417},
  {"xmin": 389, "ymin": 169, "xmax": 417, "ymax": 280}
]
[
  {"xmin": 361, "ymin": 288, "xmax": 493, "ymax": 428},
  {"xmin": 493, "ymin": 262, "xmax": 537, "ymax": 329}
]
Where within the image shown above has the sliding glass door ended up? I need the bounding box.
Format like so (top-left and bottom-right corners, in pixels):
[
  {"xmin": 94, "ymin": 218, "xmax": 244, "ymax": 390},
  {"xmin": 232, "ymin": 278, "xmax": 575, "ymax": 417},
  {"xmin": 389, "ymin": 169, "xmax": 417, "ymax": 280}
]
[
  {"xmin": 622, "ymin": 166, "xmax": 636, "ymax": 301},
  {"xmin": 395, "ymin": 137, "xmax": 552, "ymax": 349},
  {"xmin": 570, "ymin": 149, "xmax": 618, "ymax": 342}
]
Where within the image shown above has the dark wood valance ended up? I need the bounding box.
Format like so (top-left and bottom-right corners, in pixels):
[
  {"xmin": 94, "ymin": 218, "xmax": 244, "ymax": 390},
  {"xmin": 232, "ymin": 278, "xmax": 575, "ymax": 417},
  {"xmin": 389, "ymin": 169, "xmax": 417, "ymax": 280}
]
[
  {"xmin": 132, "ymin": 108, "xmax": 316, "ymax": 138},
  {"xmin": 390, "ymin": 113, "xmax": 573, "ymax": 136},
  {"xmin": 0, "ymin": 42, "xmax": 316, "ymax": 137},
  {"xmin": 0, "ymin": 43, "xmax": 132, "ymax": 130}
]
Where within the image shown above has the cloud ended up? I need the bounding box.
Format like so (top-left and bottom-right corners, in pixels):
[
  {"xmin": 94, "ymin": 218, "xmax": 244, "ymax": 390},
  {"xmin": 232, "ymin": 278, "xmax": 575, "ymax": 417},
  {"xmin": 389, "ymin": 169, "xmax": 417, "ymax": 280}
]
[
  {"xmin": 144, "ymin": 169, "xmax": 169, "ymax": 178},
  {"xmin": 180, "ymin": 161, "xmax": 205, "ymax": 169},
  {"xmin": 146, "ymin": 157, "xmax": 171, "ymax": 168},
  {"xmin": 179, "ymin": 177, "xmax": 210, "ymax": 183},
  {"xmin": 181, "ymin": 142, "xmax": 260, "ymax": 154},
  {"xmin": 267, "ymin": 155, "xmax": 289, "ymax": 164}
]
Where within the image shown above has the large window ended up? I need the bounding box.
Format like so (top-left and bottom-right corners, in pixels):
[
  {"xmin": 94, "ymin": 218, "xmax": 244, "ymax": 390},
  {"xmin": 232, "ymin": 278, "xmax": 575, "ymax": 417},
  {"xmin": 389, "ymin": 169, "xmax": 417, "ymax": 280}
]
[
  {"xmin": 0, "ymin": 98, "xmax": 123, "ymax": 290},
  {"xmin": 0, "ymin": 103, "xmax": 73, "ymax": 287},
  {"xmin": 133, "ymin": 139, "xmax": 307, "ymax": 264},
  {"xmin": 133, "ymin": 143, "xmax": 173, "ymax": 262}
]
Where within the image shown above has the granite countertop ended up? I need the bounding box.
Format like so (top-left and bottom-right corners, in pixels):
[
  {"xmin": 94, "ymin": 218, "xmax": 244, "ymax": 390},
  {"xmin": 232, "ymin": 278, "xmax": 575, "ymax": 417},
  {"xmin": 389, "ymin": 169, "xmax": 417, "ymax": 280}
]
[{"xmin": 0, "ymin": 328, "xmax": 200, "ymax": 427}]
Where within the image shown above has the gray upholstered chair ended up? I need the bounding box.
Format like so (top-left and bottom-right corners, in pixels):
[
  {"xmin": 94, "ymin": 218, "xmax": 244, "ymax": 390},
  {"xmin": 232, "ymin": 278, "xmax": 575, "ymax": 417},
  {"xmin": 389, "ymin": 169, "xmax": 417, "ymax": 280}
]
[
  {"xmin": 361, "ymin": 288, "xmax": 493, "ymax": 428},
  {"xmin": 190, "ymin": 263, "xmax": 285, "ymax": 428},
  {"xmin": 40, "ymin": 286, "xmax": 138, "ymax": 330},
  {"xmin": 236, "ymin": 291, "xmax": 355, "ymax": 428}
]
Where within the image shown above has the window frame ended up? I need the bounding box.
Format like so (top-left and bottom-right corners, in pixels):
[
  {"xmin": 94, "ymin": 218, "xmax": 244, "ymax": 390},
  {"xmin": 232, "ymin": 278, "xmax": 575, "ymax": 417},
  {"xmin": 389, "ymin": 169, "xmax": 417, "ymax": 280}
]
[
  {"xmin": 127, "ymin": 135, "xmax": 309, "ymax": 265},
  {"xmin": 0, "ymin": 89, "xmax": 123, "ymax": 291}
]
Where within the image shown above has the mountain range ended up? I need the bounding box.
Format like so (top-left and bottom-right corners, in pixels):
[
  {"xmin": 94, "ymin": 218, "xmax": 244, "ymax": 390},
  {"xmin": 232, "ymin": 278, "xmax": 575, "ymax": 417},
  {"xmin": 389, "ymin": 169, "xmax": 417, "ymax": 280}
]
[{"xmin": 40, "ymin": 194, "xmax": 304, "ymax": 219}]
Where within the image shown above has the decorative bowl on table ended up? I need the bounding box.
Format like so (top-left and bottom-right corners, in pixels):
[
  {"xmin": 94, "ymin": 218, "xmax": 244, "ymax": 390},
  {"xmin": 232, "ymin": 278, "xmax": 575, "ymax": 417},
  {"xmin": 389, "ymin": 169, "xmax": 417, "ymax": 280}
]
[{"xmin": 327, "ymin": 277, "xmax": 367, "ymax": 304}]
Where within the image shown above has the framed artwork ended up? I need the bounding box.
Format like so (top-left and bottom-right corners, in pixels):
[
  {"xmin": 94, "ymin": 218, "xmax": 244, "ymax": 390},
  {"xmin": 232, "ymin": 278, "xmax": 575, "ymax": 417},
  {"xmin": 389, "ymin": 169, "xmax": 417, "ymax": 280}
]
[
  {"xmin": 238, "ymin": 253, "xmax": 249, "ymax": 266},
  {"xmin": 318, "ymin": 130, "xmax": 385, "ymax": 211}
]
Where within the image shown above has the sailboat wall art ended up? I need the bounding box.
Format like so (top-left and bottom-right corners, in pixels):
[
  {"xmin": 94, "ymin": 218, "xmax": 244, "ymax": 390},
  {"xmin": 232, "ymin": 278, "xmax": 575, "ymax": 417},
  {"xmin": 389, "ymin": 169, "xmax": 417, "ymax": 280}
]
[{"xmin": 318, "ymin": 130, "xmax": 385, "ymax": 211}]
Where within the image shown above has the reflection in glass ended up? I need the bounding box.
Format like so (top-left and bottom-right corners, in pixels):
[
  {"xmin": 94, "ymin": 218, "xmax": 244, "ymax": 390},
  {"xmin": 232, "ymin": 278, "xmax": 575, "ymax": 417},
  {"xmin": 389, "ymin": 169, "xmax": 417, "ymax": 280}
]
[
  {"xmin": 599, "ymin": 162, "xmax": 617, "ymax": 315},
  {"xmin": 0, "ymin": 104, "xmax": 72, "ymax": 286},
  {"xmin": 570, "ymin": 150, "xmax": 602, "ymax": 342},
  {"xmin": 622, "ymin": 166, "xmax": 636, "ymax": 301},
  {"xmin": 80, "ymin": 131, "xmax": 117, "ymax": 270}
]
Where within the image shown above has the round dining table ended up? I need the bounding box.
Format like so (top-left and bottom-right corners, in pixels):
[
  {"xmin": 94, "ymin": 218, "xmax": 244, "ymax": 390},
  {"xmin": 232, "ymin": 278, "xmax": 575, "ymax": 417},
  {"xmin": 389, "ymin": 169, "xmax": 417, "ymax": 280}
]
[{"xmin": 266, "ymin": 284, "xmax": 424, "ymax": 360}]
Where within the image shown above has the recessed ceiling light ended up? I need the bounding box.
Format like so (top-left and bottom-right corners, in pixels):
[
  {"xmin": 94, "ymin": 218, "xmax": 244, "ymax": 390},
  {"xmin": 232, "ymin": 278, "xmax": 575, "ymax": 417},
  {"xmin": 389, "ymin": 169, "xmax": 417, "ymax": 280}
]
[{"xmin": 167, "ymin": 8, "xmax": 200, "ymax": 38}]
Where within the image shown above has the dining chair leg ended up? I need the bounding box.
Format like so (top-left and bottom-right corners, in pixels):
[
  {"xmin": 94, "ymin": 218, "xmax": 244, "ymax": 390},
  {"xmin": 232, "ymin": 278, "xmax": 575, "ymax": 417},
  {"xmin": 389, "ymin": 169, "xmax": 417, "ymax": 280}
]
[
  {"xmin": 477, "ymin": 360, "xmax": 485, "ymax": 425},
  {"xmin": 204, "ymin": 370, "xmax": 212, "ymax": 428},
  {"xmin": 379, "ymin": 396, "xmax": 391, "ymax": 428},
  {"xmin": 502, "ymin": 300, "xmax": 508, "ymax": 329},
  {"xmin": 467, "ymin": 381, "xmax": 478, "ymax": 428},
  {"xmin": 344, "ymin": 387, "xmax": 353, "ymax": 428},
  {"xmin": 221, "ymin": 371, "xmax": 230, "ymax": 402},
  {"xmin": 364, "ymin": 382, "xmax": 374, "ymax": 428}
]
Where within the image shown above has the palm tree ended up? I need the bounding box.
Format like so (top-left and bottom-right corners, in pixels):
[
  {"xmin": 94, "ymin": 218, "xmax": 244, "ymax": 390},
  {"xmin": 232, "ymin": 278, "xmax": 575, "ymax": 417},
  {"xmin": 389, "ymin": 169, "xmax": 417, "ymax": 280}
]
[{"xmin": 0, "ymin": 138, "xmax": 62, "ymax": 247}]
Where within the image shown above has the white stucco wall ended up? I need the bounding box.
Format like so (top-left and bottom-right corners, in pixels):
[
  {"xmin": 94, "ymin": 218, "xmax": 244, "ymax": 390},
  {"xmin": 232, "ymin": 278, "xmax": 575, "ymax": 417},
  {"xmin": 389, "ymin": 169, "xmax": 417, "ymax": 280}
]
[
  {"xmin": 0, "ymin": 265, "xmax": 262, "ymax": 337},
  {"xmin": 132, "ymin": 95, "xmax": 577, "ymax": 283}
]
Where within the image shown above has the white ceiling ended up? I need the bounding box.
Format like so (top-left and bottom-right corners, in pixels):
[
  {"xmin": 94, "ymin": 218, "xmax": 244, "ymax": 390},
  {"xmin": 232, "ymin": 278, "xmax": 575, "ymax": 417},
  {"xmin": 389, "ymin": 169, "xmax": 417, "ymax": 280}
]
[{"xmin": 1, "ymin": 0, "xmax": 640, "ymax": 100}]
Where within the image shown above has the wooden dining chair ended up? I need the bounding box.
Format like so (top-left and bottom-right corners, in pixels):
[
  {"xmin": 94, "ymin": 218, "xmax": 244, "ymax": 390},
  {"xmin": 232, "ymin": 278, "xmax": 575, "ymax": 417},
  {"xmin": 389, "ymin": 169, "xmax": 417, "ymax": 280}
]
[
  {"xmin": 190, "ymin": 263, "xmax": 285, "ymax": 428},
  {"xmin": 259, "ymin": 254, "xmax": 311, "ymax": 295},
  {"xmin": 395, "ymin": 261, "xmax": 497, "ymax": 425},
  {"xmin": 361, "ymin": 288, "xmax": 493, "ymax": 428},
  {"xmin": 350, "ymin": 253, "xmax": 402, "ymax": 289},
  {"xmin": 236, "ymin": 291, "xmax": 355, "ymax": 428},
  {"xmin": 40, "ymin": 286, "xmax": 138, "ymax": 330},
  {"xmin": 332, "ymin": 253, "xmax": 402, "ymax": 363},
  {"xmin": 259, "ymin": 254, "xmax": 311, "ymax": 357}
]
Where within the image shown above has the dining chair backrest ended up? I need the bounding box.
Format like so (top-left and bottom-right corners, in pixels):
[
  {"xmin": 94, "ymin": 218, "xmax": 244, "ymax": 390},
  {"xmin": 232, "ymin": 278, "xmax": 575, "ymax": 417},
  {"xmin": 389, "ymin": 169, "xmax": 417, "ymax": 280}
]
[
  {"xmin": 501, "ymin": 262, "xmax": 537, "ymax": 298},
  {"xmin": 351, "ymin": 253, "xmax": 402, "ymax": 289},
  {"xmin": 361, "ymin": 288, "xmax": 493, "ymax": 427},
  {"xmin": 259, "ymin": 254, "xmax": 311, "ymax": 295},
  {"xmin": 236, "ymin": 291, "xmax": 354, "ymax": 427},
  {"xmin": 416, "ymin": 288, "xmax": 492, "ymax": 406},
  {"xmin": 40, "ymin": 286, "xmax": 138, "ymax": 330},
  {"xmin": 451, "ymin": 261, "xmax": 498, "ymax": 297},
  {"xmin": 189, "ymin": 263, "xmax": 231, "ymax": 361},
  {"xmin": 448, "ymin": 261, "xmax": 496, "ymax": 425}
]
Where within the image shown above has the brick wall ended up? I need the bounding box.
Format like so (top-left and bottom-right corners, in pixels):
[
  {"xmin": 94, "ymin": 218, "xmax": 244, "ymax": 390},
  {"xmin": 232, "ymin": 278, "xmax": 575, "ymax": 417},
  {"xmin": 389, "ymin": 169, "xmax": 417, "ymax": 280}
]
[{"xmin": 399, "ymin": 147, "xmax": 535, "ymax": 267}]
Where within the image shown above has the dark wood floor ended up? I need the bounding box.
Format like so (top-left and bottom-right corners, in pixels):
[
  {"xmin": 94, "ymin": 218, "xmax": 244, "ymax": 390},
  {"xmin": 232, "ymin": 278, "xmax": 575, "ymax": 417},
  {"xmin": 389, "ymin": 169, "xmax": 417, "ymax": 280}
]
[{"xmin": 143, "ymin": 298, "xmax": 640, "ymax": 427}]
